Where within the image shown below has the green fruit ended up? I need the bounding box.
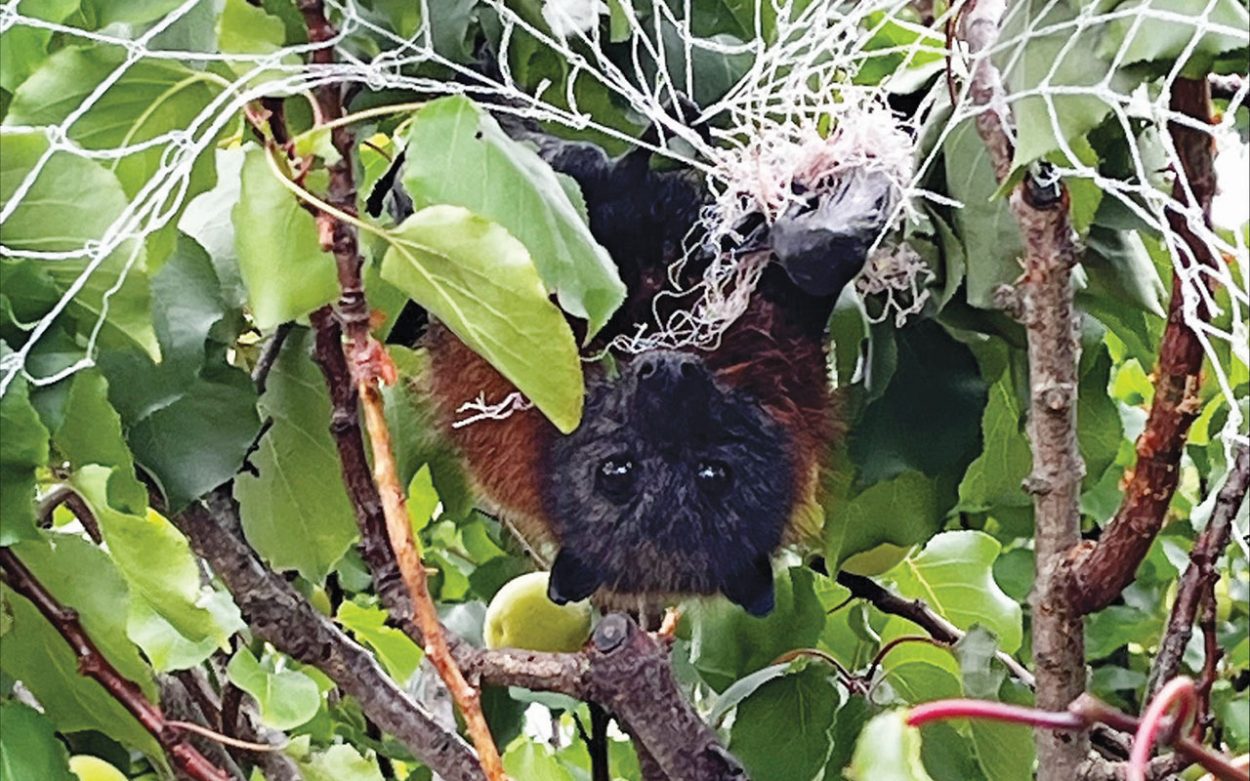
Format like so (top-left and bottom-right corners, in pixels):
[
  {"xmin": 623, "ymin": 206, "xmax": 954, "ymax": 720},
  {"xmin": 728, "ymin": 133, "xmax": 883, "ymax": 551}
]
[
  {"xmin": 484, "ymin": 571, "xmax": 592, "ymax": 652},
  {"xmin": 841, "ymin": 543, "xmax": 911, "ymax": 576},
  {"xmin": 69, "ymin": 755, "xmax": 128, "ymax": 781}
]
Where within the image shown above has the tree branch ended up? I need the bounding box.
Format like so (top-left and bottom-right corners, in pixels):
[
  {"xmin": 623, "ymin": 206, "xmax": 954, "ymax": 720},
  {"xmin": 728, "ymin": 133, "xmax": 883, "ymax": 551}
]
[
  {"xmin": 291, "ymin": 1, "xmax": 504, "ymax": 775},
  {"xmin": 958, "ymin": 3, "xmax": 1088, "ymax": 777},
  {"xmin": 0, "ymin": 548, "xmax": 232, "ymax": 781},
  {"xmin": 836, "ymin": 571, "xmax": 1035, "ymax": 687},
  {"xmin": 170, "ymin": 490, "xmax": 487, "ymax": 781},
  {"xmin": 1147, "ymin": 445, "xmax": 1249, "ymax": 696},
  {"xmin": 1066, "ymin": 77, "xmax": 1221, "ymax": 616}
]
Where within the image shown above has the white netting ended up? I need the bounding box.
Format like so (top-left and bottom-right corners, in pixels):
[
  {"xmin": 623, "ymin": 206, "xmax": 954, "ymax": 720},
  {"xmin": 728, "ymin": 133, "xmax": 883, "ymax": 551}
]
[{"xmin": 0, "ymin": 0, "xmax": 1246, "ymax": 450}]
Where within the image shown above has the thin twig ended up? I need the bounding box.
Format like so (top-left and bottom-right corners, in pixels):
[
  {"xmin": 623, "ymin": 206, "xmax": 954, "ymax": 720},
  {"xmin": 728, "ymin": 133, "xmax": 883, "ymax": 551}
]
[
  {"xmin": 37, "ymin": 484, "xmax": 102, "ymax": 543},
  {"xmin": 1147, "ymin": 445, "xmax": 1249, "ymax": 696},
  {"xmin": 836, "ymin": 571, "xmax": 1035, "ymax": 687},
  {"xmin": 0, "ymin": 549, "xmax": 232, "ymax": 781},
  {"xmin": 251, "ymin": 322, "xmax": 293, "ymax": 395},
  {"xmin": 292, "ymin": 3, "xmax": 503, "ymax": 775},
  {"xmin": 1067, "ymin": 77, "xmax": 1221, "ymax": 616}
]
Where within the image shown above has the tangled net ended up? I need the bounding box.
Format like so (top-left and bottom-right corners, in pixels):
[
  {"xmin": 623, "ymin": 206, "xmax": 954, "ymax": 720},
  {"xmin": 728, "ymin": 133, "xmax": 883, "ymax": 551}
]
[{"xmin": 0, "ymin": 0, "xmax": 1246, "ymax": 451}]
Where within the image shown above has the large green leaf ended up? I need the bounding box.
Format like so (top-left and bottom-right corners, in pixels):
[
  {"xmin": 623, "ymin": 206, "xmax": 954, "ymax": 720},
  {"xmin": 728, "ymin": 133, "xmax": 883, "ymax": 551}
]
[
  {"xmin": 4, "ymin": 47, "xmax": 221, "ymax": 201},
  {"xmin": 81, "ymin": 0, "xmax": 190, "ymax": 28},
  {"xmin": 996, "ymin": 0, "xmax": 1141, "ymax": 169},
  {"xmin": 402, "ymin": 96, "xmax": 625, "ymax": 337},
  {"xmin": 0, "ymin": 584, "xmax": 159, "ymax": 758},
  {"xmin": 728, "ymin": 664, "xmax": 841, "ymax": 781},
  {"xmin": 1096, "ymin": 0, "xmax": 1248, "ymax": 70},
  {"xmin": 888, "ymin": 531, "xmax": 1024, "ymax": 653},
  {"xmin": 825, "ymin": 471, "xmax": 941, "ymax": 571},
  {"xmin": 686, "ymin": 567, "xmax": 825, "ymax": 691},
  {"xmin": 97, "ymin": 234, "xmax": 258, "ymax": 510},
  {"xmin": 12, "ymin": 533, "xmax": 156, "ymax": 693},
  {"xmin": 0, "ymin": 130, "xmax": 159, "ymax": 359},
  {"xmin": 73, "ymin": 465, "xmax": 241, "ymax": 646},
  {"xmin": 0, "ymin": 702, "xmax": 74, "ymax": 781},
  {"xmin": 0, "ymin": 372, "xmax": 49, "ymax": 545},
  {"xmin": 232, "ymin": 146, "xmax": 339, "ymax": 329},
  {"xmin": 0, "ymin": 0, "xmax": 79, "ymax": 93},
  {"xmin": 848, "ymin": 711, "xmax": 934, "ymax": 781},
  {"xmin": 226, "ymin": 647, "xmax": 322, "ymax": 731},
  {"xmin": 236, "ymin": 328, "xmax": 360, "ymax": 583},
  {"xmin": 380, "ymin": 205, "xmax": 583, "ymax": 433},
  {"xmin": 958, "ymin": 376, "xmax": 1032, "ymax": 514}
]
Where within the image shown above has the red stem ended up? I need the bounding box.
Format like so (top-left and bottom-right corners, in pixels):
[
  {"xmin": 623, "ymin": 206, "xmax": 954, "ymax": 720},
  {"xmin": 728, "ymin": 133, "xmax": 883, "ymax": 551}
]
[
  {"xmin": 1129, "ymin": 678, "xmax": 1198, "ymax": 781},
  {"xmin": 906, "ymin": 699, "xmax": 1084, "ymax": 732}
]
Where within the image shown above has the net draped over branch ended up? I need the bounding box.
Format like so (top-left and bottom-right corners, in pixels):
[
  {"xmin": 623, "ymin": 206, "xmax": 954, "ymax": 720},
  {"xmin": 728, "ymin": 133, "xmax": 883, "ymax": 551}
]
[{"xmin": 0, "ymin": 0, "xmax": 1246, "ymax": 451}]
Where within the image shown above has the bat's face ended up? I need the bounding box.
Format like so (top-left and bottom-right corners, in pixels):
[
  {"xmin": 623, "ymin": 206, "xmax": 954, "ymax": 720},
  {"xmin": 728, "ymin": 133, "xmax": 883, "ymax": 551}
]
[{"xmin": 542, "ymin": 350, "xmax": 794, "ymax": 615}]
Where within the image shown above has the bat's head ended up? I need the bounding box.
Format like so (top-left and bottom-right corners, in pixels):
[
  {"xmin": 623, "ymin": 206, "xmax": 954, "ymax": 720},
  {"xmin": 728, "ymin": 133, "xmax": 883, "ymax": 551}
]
[{"xmin": 542, "ymin": 349, "xmax": 793, "ymax": 616}]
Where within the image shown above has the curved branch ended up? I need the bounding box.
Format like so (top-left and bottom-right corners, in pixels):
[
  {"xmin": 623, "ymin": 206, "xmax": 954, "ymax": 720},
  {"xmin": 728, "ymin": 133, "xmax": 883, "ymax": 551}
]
[{"xmin": 0, "ymin": 549, "xmax": 231, "ymax": 781}]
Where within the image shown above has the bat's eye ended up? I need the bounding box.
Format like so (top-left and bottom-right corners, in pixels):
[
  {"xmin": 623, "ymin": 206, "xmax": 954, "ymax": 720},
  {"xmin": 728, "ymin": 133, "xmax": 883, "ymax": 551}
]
[
  {"xmin": 596, "ymin": 456, "xmax": 636, "ymax": 502},
  {"xmin": 696, "ymin": 460, "xmax": 732, "ymax": 495}
]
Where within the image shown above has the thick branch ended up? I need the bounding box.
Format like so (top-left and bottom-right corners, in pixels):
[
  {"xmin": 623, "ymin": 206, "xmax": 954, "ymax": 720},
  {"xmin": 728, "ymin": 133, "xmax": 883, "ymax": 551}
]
[
  {"xmin": 959, "ymin": 3, "xmax": 1088, "ymax": 777},
  {"xmin": 170, "ymin": 490, "xmax": 486, "ymax": 781},
  {"xmin": 1067, "ymin": 77, "xmax": 1221, "ymax": 615},
  {"xmin": 836, "ymin": 571, "xmax": 1035, "ymax": 686},
  {"xmin": 1147, "ymin": 445, "xmax": 1249, "ymax": 696},
  {"xmin": 0, "ymin": 549, "xmax": 232, "ymax": 781}
]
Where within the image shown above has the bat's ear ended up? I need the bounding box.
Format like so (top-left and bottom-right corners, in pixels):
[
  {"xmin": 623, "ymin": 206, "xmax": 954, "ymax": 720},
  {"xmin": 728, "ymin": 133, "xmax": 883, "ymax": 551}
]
[
  {"xmin": 768, "ymin": 168, "xmax": 897, "ymax": 300},
  {"xmin": 548, "ymin": 549, "xmax": 603, "ymax": 605},
  {"xmin": 721, "ymin": 556, "xmax": 775, "ymax": 617}
]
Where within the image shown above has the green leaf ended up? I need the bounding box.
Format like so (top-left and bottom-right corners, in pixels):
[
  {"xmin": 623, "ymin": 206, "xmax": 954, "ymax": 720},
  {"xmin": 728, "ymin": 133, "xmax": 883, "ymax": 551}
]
[
  {"xmin": 232, "ymin": 146, "xmax": 339, "ymax": 329},
  {"xmin": 293, "ymin": 743, "xmax": 386, "ymax": 781},
  {"xmin": 848, "ymin": 711, "xmax": 935, "ymax": 781},
  {"xmin": 890, "ymin": 531, "xmax": 1023, "ymax": 653},
  {"xmin": 227, "ymin": 647, "xmax": 322, "ymax": 731},
  {"xmin": 402, "ymin": 96, "xmax": 625, "ymax": 337},
  {"xmin": 0, "ymin": 373, "xmax": 50, "ymax": 545},
  {"xmin": 503, "ymin": 741, "xmax": 575, "ymax": 781},
  {"xmin": 51, "ymin": 370, "xmax": 147, "ymax": 513},
  {"xmin": 73, "ymin": 465, "xmax": 241, "ymax": 645},
  {"xmin": 0, "ymin": 129, "xmax": 159, "ymax": 359},
  {"xmin": 941, "ymin": 121, "xmax": 1023, "ymax": 309},
  {"xmin": 729, "ymin": 664, "xmax": 841, "ymax": 781},
  {"xmin": 0, "ymin": 702, "xmax": 74, "ymax": 781},
  {"xmin": 687, "ymin": 567, "xmax": 825, "ymax": 691},
  {"xmin": 127, "ymin": 588, "xmax": 243, "ymax": 672},
  {"xmin": 996, "ymin": 1, "xmax": 1141, "ymax": 169},
  {"xmin": 1097, "ymin": 0, "xmax": 1248, "ymax": 70},
  {"xmin": 850, "ymin": 320, "xmax": 988, "ymax": 489},
  {"xmin": 825, "ymin": 471, "xmax": 941, "ymax": 571},
  {"xmin": 4, "ymin": 47, "xmax": 221, "ymax": 199},
  {"xmin": 0, "ymin": 0, "xmax": 79, "ymax": 93},
  {"xmin": 218, "ymin": 0, "xmax": 286, "ymax": 57},
  {"xmin": 97, "ymin": 235, "xmax": 259, "ymax": 511},
  {"xmin": 0, "ymin": 584, "xmax": 159, "ymax": 757},
  {"xmin": 235, "ymin": 328, "xmax": 359, "ymax": 582},
  {"xmin": 959, "ymin": 375, "xmax": 1032, "ymax": 513},
  {"xmin": 82, "ymin": 0, "xmax": 189, "ymax": 28},
  {"xmin": 337, "ymin": 600, "xmax": 424, "ymax": 683},
  {"xmin": 380, "ymin": 204, "xmax": 584, "ymax": 433}
]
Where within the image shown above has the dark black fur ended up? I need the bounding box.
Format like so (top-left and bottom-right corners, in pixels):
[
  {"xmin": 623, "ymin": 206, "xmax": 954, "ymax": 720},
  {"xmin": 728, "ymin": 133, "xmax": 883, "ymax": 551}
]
[{"xmin": 545, "ymin": 350, "xmax": 792, "ymax": 616}]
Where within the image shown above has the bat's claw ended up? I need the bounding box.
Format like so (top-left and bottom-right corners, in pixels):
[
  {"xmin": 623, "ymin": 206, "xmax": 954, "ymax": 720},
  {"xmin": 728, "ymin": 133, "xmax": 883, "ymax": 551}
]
[{"xmin": 655, "ymin": 606, "xmax": 683, "ymax": 644}]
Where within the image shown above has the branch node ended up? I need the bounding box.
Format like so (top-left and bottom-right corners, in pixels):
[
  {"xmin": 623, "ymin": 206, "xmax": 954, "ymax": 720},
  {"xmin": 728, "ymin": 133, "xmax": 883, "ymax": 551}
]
[{"xmin": 593, "ymin": 614, "xmax": 630, "ymax": 653}]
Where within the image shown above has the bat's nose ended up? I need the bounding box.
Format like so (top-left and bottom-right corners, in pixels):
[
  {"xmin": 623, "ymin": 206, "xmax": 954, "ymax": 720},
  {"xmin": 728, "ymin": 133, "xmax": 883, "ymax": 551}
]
[{"xmin": 634, "ymin": 350, "xmax": 706, "ymax": 390}]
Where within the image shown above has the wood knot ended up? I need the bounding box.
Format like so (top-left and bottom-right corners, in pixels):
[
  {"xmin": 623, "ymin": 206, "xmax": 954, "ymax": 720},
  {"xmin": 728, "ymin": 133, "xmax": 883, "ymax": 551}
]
[
  {"xmin": 593, "ymin": 614, "xmax": 630, "ymax": 653},
  {"xmin": 1022, "ymin": 474, "xmax": 1053, "ymax": 495}
]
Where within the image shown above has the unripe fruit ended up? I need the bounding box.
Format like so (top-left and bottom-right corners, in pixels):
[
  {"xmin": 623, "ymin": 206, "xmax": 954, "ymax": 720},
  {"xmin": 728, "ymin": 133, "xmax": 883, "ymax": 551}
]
[
  {"xmin": 484, "ymin": 571, "xmax": 592, "ymax": 652},
  {"xmin": 69, "ymin": 755, "xmax": 128, "ymax": 781}
]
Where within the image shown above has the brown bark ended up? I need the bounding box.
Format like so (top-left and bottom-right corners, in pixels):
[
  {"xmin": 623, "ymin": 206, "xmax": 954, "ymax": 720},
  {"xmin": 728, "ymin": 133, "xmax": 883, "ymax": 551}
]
[
  {"xmin": 0, "ymin": 549, "xmax": 232, "ymax": 781},
  {"xmin": 958, "ymin": 2, "xmax": 1088, "ymax": 776},
  {"xmin": 1067, "ymin": 78, "xmax": 1220, "ymax": 615},
  {"xmin": 1147, "ymin": 445, "xmax": 1249, "ymax": 696}
]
